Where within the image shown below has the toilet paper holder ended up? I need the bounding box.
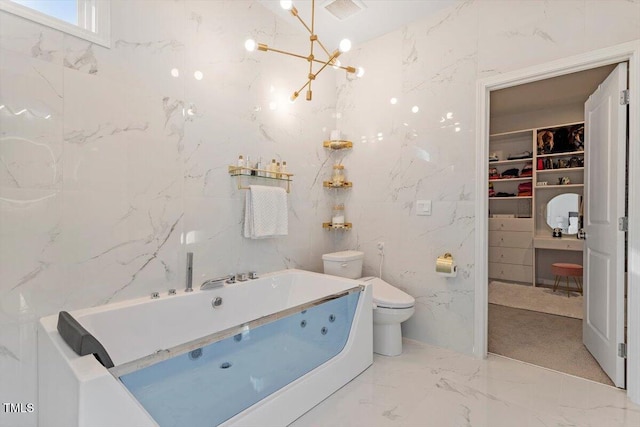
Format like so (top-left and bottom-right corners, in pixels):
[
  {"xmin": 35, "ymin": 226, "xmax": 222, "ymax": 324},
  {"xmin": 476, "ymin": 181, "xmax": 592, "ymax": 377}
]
[{"xmin": 436, "ymin": 253, "xmax": 457, "ymax": 277}]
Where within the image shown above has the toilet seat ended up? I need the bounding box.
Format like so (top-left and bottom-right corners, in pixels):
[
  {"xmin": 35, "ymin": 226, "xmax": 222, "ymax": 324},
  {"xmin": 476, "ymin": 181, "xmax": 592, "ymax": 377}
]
[{"xmin": 360, "ymin": 277, "xmax": 415, "ymax": 309}]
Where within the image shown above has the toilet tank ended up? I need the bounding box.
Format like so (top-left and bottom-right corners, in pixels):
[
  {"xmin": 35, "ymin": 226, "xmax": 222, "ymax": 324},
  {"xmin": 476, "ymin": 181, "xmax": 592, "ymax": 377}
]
[{"xmin": 322, "ymin": 250, "xmax": 364, "ymax": 279}]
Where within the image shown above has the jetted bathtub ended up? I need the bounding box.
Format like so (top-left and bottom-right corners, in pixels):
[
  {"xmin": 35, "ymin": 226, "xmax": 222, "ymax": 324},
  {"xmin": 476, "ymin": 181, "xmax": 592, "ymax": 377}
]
[{"xmin": 37, "ymin": 269, "xmax": 373, "ymax": 427}]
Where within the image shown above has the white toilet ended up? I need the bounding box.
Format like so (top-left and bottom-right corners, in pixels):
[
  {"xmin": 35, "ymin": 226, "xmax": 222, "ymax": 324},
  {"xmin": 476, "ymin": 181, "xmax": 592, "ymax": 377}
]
[{"xmin": 322, "ymin": 250, "xmax": 415, "ymax": 356}]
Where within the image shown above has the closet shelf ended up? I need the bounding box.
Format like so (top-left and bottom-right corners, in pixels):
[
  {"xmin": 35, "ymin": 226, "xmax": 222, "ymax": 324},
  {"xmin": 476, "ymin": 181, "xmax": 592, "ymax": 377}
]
[
  {"xmin": 489, "ymin": 177, "xmax": 532, "ymax": 183},
  {"xmin": 534, "ymin": 184, "xmax": 584, "ymax": 190},
  {"xmin": 488, "ymin": 158, "xmax": 533, "ymax": 166},
  {"xmin": 489, "ymin": 130, "xmax": 533, "ymax": 140},
  {"xmin": 228, "ymin": 166, "xmax": 293, "ymax": 193},
  {"xmin": 536, "ymin": 167, "xmax": 584, "ymax": 174},
  {"xmin": 489, "ymin": 196, "xmax": 532, "ymax": 200},
  {"xmin": 536, "ymin": 150, "xmax": 584, "ymax": 159}
]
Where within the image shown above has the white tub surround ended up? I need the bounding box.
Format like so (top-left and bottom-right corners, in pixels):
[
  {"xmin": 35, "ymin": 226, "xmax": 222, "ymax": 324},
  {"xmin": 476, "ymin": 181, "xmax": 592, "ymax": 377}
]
[{"xmin": 38, "ymin": 270, "xmax": 373, "ymax": 427}]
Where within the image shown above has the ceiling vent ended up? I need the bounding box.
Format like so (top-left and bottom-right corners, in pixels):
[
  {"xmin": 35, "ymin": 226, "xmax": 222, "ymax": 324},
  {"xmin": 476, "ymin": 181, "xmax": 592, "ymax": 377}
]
[{"xmin": 323, "ymin": 0, "xmax": 366, "ymax": 21}]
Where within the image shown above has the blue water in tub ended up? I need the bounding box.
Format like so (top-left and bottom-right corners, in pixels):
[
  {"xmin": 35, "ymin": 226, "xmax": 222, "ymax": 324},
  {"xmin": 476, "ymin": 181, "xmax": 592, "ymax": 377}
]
[{"xmin": 119, "ymin": 292, "xmax": 359, "ymax": 427}]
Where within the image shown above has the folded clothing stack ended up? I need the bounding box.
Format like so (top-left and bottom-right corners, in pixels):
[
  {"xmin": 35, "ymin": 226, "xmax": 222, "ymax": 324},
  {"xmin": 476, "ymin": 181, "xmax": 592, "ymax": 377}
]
[
  {"xmin": 501, "ymin": 168, "xmax": 519, "ymax": 178},
  {"xmin": 520, "ymin": 162, "xmax": 533, "ymax": 177},
  {"xmin": 489, "ymin": 167, "xmax": 499, "ymax": 180},
  {"xmin": 518, "ymin": 182, "xmax": 532, "ymax": 197}
]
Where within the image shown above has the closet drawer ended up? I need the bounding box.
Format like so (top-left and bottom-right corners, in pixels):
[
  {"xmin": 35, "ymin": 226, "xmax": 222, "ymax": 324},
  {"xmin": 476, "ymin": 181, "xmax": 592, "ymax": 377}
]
[
  {"xmin": 489, "ymin": 218, "xmax": 533, "ymax": 232},
  {"xmin": 489, "ymin": 247, "xmax": 533, "ymax": 266},
  {"xmin": 489, "ymin": 231, "xmax": 533, "ymax": 249},
  {"xmin": 489, "ymin": 262, "xmax": 533, "ymax": 283}
]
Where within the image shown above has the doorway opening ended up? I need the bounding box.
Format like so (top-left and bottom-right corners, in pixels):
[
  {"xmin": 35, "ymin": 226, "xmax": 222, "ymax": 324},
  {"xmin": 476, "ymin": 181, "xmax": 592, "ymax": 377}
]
[
  {"xmin": 474, "ymin": 42, "xmax": 640, "ymax": 403},
  {"xmin": 486, "ymin": 64, "xmax": 626, "ymax": 386}
]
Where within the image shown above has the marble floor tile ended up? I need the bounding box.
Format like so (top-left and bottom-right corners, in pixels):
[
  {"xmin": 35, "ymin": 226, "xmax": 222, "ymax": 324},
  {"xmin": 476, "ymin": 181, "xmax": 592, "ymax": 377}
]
[{"xmin": 291, "ymin": 339, "xmax": 640, "ymax": 427}]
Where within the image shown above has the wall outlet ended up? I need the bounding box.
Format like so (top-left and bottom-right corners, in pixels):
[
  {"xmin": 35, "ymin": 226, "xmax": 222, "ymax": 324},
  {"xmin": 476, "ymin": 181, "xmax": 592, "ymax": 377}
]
[{"xmin": 416, "ymin": 200, "xmax": 432, "ymax": 216}]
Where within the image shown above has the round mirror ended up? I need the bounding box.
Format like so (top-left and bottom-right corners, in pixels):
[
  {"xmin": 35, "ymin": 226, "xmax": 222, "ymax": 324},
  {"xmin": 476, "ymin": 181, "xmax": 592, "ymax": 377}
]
[{"xmin": 546, "ymin": 193, "xmax": 580, "ymax": 234}]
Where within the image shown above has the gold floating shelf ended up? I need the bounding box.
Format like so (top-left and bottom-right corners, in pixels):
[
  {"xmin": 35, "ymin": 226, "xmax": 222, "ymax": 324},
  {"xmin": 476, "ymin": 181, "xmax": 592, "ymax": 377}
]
[
  {"xmin": 323, "ymin": 181, "xmax": 353, "ymax": 188},
  {"xmin": 322, "ymin": 222, "xmax": 352, "ymax": 230},
  {"xmin": 228, "ymin": 166, "xmax": 293, "ymax": 193},
  {"xmin": 323, "ymin": 140, "xmax": 353, "ymax": 150}
]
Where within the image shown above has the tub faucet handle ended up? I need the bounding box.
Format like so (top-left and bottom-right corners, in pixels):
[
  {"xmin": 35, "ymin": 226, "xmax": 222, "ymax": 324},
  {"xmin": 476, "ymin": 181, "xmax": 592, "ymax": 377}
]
[
  {"xmin": 226, "ymin": 274, "xmax": 236, "ymax": 284},
  {"xmin": 248, "ymin": 271, "xmax": 258, "ymax": 279}
]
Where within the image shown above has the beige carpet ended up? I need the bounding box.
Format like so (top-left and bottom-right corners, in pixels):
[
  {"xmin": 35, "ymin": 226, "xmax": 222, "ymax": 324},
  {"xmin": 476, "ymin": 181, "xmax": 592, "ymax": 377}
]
[
  {"xmin": 489, "ymin": 304, "xmax": 613, "ymax": 386},
  {"xmin": 489, "ymin": 280, "xmax": 583, "ymax": 319}
]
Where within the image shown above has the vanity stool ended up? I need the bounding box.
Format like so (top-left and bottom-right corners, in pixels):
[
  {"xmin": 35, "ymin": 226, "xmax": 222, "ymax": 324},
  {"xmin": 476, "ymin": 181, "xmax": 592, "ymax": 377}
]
[{"xmin": 551, "ymin": 263, "xmax": 583, "ymax": 297}]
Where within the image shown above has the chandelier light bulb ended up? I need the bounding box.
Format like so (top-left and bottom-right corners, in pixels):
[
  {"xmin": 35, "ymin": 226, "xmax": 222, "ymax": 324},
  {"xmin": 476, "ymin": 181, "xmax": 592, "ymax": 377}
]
[
  {"xmin": 332, "ymin": 59, "xmax": 341, "ymax": 70},
  {"xmin": 244, "ymin": 39, "xmax": 257, "ymax": 52},
  {"xmin": 280, "ymin": 0, "xmax": 293, "ymax": 10},
  {"xmin": 338, "ymin": 38, "xmax": 352, "ymax": 53},
  {"xmin": 356, "ymin": 67, "xmax": 365, "ymax": 78}
]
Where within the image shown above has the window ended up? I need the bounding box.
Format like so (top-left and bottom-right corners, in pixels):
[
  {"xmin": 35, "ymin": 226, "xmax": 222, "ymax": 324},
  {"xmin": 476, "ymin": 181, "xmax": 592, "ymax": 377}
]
[{"xmin": 0, "ymin": 0, "xmax": 110, "ymax": 48}]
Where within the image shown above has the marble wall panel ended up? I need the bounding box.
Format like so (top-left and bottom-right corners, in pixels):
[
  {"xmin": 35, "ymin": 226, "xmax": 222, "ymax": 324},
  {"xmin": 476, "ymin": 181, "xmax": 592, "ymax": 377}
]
[
  {"xmin": 477, "ymin": 0, "xmax": 586, "ymax": 76},
  {"xmin": 0, "ymin": 12, "xmax": 63, "ymax": 65},
  {"xmin": 0, "ymin": 2, "xmax": 337, "ymax": 423},
  {"xmin": 0, "ymin": 0, "xmax": 639, "ymax": 424},
  {"xmin": 335, "ymin": 0, "xmax": 639, "ymax": 356},
  {"xmin": 584, "ymin": 0, "xmax": 640, "ymax": 51}
]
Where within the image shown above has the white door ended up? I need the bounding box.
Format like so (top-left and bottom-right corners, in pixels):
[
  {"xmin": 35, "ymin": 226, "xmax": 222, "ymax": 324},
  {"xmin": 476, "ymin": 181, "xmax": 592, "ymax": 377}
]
[{"xmin": 583, "ymin": 62, "xmax": 627, "ymax": 388}]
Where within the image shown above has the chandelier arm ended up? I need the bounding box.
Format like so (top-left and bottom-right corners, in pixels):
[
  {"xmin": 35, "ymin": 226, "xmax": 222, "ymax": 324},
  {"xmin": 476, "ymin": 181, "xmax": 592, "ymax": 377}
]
[
  {"xmin": 312, "ymin": 53, "xmax": 340, "ymax": 80},
  {"xmin": 257, "ymin": 44, "xmax": 355, "ymax": 72},
  {"xmin": 292, "ymin": 16, "xmax": 332, "ymax": 58},
  {"xmin": 294, "ymin": 79, "xmax": 312, "ymax": 97},
  {"xmin": 308, "ymin": 0, "xmax": 314, "ymax": 79},
  {"xmin": 263, "ymin": 46, "xmax": 311, "ymax": 61},
  {"xmin": 315, "ymin": 39, "xmax": 333, "ymax": 59},
  {"xmin": 311, "ymin": 0, "xmax": 315, "ymax": 34}
]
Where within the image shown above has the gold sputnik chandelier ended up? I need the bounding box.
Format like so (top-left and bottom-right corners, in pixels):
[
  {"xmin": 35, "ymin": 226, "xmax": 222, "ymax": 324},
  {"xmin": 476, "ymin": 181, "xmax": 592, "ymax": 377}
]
[{"xmin": 245, "ymin": 0, "xmax": 364, "ymax": 102}]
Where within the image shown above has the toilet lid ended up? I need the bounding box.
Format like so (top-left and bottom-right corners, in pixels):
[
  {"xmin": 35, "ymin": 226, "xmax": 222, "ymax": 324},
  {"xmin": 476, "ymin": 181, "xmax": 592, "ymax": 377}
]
[{"xmin": 361, "ymin": 277, "xmax": 415, "ymax": 309}]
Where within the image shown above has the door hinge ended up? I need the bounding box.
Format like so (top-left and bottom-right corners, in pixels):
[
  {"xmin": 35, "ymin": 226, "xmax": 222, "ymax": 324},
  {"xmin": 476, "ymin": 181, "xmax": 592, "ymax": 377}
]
[
  {"xmin": 619, "ymin": 343, "xmax": 627, "ymax": 358},
  {"xmin": 618, "ymin": 217, "xmax": 628, "ymax": 232},
  {"xmin": 620, "ymin": 89, "xmax": 630, "ymax": 105}
]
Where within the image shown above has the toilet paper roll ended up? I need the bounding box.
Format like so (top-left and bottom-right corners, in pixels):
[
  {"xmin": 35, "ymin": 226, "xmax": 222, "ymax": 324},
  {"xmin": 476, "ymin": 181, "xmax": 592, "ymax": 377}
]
[{"xmin": 436, "ymin": 253, "xmax": 457, "ymax": 277}]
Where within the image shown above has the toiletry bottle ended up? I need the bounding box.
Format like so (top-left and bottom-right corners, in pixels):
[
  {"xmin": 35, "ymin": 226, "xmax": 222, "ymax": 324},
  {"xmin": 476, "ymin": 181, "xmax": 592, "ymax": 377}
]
[
  {"xmin": 280, "ymin": 161, "xmax": 288, "ymax": 178},
  {"xmin": 256, "ymin": 157, "xmax": 263, "ymax": 177},
  {"xmin": 332, "ymin": 204, "xmax": 345, "ymax": 227},
  {"xmin": 246, "ymin": 156, "xmax": 254, "ymax": 175},
  {"xmin": 332, "ymin": 164, "xmax": 345, "ymax": 187},
  {"xmin": 270, "ymin": 159, "xmax": 277, "ymax": 178},
  {"xmin": 276, "ymin": 162, "xmax": 281, "ymax": 179},
  {"xmin": 238, "ymin": 155, "xmax": 245, "ymax": 168}
]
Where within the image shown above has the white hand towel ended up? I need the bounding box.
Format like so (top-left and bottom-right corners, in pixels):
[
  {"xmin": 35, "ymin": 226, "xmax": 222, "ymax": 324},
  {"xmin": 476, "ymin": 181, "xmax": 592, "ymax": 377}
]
[{"xmin": 243, "ymin": 185, "xmax": 288, "ymax": 239}]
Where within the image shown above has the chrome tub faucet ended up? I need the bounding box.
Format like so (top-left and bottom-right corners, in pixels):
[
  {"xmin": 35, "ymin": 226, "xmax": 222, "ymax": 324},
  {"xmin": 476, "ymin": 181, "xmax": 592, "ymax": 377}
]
[{"xmin": 201, "ymin": 275, "xmax": 236, "ymax": 290}]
